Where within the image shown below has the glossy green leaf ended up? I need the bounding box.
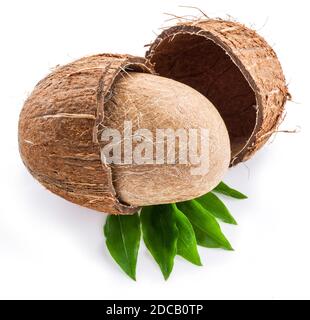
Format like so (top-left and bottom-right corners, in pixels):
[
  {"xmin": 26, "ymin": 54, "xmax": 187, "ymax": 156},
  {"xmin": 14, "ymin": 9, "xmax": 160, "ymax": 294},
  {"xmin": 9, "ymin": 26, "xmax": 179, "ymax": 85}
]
[
  {"xmin": 177, "ymin": 200, "xmax": 233, "ymax": 251},
  {"xmin": 193, "ymin": 225, "xmax": 225, "ymax": 248},
  {"xmin": 104, "ymin": 213, "xmax": 141, "ymax": 280},
  {"xmin": 213, "ymin": 182, "xmax": 247, "ymax": 199},
  {"xmin": 196, "ymin": 192, "xmax": 237, "ymax": 225},
  {"xmin": 141, "ymin": 205, "xmax": 178, "ymax": 280},
  {"xmin": 171, "ymin": 204, "xmax": 202, "ymax": 266}
]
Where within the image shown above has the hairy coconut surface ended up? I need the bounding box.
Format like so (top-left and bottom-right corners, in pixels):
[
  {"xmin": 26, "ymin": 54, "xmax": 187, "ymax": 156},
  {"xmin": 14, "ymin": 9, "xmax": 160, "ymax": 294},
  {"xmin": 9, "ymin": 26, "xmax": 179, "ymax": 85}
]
[
  {"xmin": 146, "ymin": 19, "xmax": 289, "ymax": 165},
  {"xmin": 18, "ymin": 54, "xmax": 230, "ymax": 214},
  {"xmin": 19, "ymin": 54, "xmax": 152, "ymax": 215},
  {"xmin": 104, "ymin": 72, "xmax": 230, "ymax": 206}
]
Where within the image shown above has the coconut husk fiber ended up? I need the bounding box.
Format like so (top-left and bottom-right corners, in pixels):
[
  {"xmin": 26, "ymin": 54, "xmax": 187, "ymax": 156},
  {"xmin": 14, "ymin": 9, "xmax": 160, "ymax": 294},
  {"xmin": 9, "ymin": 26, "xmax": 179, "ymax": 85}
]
[
  {"xmin": 146, "ymin": 19, "xmax": 290, "ymax": 165},
  {"xmin": 19, "ymin": 54, "xmax": 152, "ymax": 214}
]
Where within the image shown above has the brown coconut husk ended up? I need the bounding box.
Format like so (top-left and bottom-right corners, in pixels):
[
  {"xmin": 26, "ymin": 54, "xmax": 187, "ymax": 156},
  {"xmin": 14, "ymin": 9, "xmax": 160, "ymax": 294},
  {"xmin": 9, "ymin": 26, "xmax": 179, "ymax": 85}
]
[
  {"xmin": 146, "ymin": 19, "xmax": 290, "ymax": 165},
  {"xmin": 19, "ymin": 54, "xmax": 152, "ymax": 214}
]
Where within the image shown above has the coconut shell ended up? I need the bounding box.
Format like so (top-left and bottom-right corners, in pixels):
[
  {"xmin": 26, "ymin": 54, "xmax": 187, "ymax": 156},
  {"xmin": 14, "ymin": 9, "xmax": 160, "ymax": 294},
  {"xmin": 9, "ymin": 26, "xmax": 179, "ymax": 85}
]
[
  {"xmin": 19, "ymin": 54, "xmax": 152, "ymax": 214},
  {"xmin": 146, "ymin": 19, "xmax": 290, "ymax": 165},
  {"xmin": 103, "ymin": 72, "xmax": 230, "ymax": 206}
]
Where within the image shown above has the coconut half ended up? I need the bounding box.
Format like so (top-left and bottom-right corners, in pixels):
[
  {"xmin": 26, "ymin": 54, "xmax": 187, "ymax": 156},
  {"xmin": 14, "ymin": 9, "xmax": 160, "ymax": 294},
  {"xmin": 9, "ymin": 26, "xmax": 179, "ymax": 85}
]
[
  {"xmin": 18, "ymin": 54, "xmax": 151, "ymax": 214},
  {"xmin": 146, "ymin": 19, "xmax": 290, "ymax": 165}
]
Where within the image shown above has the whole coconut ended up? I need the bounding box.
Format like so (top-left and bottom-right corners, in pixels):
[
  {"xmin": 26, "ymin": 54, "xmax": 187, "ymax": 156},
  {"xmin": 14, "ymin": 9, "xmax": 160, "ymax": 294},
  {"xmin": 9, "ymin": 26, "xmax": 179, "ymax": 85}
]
[{"xmin": 18, "ymin": 54, "xmax": 230, "ymax": 214}]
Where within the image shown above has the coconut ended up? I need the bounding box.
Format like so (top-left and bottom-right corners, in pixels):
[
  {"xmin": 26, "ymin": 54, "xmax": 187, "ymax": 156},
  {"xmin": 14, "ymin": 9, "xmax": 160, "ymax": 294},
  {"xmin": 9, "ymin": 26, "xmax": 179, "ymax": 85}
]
[
  {"xmin": 104, "ymin": 72, "xmax": 230, "ymax": 206},
  {"xmin": 18, "ymin": 54, "xmax": 230, "ymax": 214},
  {"xmin": 146, "ymin": 19, "xmax": 290, "ymax": 165}
]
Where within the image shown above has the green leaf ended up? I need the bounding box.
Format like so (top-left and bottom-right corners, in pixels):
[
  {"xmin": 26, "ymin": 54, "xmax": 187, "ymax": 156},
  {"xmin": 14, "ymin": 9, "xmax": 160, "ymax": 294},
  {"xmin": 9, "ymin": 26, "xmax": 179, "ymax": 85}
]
[
  {"xmin": 196, "ymin": 192, "xmax": 237, "ymax": 225},
  {"xmin": 213, "ymin": 182, "xmax": 247, "ymax": 199},
  {"xmin": 171, "ymin": 204, "xmax": 202, "ymax": 266},
  {"xmin": 104, "ymin": 213, "xmax": 141, "ymax": 280},
  {"xmin": 177, "ymin": 200, "xmax": 233, "ymax": 251},
  {"xmin": 141, "ymin": 205, "xmax": 178, "ymax": 280},
  {"xmin": 193, "ymin": 225, "xmax": 225, "ymax": 248}
]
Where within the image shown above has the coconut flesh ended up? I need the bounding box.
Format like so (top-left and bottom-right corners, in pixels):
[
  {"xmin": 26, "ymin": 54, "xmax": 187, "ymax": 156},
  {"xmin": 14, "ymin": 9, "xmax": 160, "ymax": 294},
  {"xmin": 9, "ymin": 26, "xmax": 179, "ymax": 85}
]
[{"xmin": 103, "ymin": 72, "xmax": 230, "ymax": 206}]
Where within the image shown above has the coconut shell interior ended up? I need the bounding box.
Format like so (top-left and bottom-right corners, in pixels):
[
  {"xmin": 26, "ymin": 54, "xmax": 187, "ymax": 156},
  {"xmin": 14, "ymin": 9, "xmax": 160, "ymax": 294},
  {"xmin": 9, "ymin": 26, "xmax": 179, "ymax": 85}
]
[
  {"xmin": 146, "ymin": 20, "xmax": 289, "ymax": 165},
  {"xmin": 147, "ymin": 32, "xmax": 256, "ymax": 157}
]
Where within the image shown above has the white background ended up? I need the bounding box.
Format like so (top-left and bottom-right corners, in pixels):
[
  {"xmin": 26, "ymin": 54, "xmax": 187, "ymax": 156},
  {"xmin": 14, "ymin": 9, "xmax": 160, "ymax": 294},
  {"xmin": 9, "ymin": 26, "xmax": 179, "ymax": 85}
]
[{"xmin": 0, "ymin": 0, "xmax": 308, "ymax": 300}]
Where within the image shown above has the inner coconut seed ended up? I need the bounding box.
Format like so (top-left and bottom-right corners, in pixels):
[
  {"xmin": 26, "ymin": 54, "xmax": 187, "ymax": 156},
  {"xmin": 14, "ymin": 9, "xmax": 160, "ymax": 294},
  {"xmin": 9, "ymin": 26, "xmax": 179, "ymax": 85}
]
[
  {"xmin": 102, "ymin": 72, "xmax": 230, "ymax": 207},
  {"xmin": 148, "ymin": 32, "xmax": 257, "ymax": 158}
]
